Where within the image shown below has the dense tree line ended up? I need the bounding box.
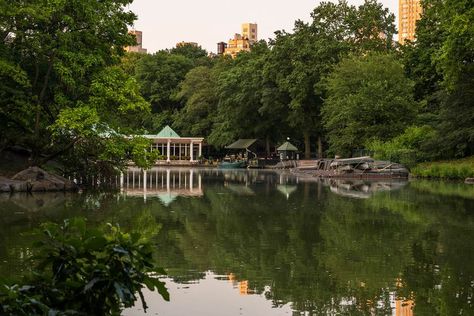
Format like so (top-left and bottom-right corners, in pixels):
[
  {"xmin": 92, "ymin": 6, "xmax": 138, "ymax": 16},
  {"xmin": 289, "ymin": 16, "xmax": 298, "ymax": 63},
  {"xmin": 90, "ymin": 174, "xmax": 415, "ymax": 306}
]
[
  {"xmin": 128, "ymin": 0, "xmax": 472, "ymax": 162},
  {"xmin": 1, "ymin": 0, "xmax": 472, "ymax": 175}
]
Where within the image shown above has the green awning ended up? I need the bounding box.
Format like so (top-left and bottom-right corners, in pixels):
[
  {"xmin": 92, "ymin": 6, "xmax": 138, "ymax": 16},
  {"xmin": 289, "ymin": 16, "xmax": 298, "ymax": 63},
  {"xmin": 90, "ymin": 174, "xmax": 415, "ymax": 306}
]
[
  {"xmin": 225, "ymin": 139, "xmax": 257, "ymax": 149},
  {"xmin": 277, "ymin": 141, "xmax": 298, "ymax": 151}
]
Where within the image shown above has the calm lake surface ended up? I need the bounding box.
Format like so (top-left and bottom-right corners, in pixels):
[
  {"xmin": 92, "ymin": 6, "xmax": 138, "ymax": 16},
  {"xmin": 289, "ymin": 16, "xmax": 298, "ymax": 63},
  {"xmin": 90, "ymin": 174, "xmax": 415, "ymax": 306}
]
[{"xmin": 1, "ymin": 168, "xmax": 474, "ymax": 315}]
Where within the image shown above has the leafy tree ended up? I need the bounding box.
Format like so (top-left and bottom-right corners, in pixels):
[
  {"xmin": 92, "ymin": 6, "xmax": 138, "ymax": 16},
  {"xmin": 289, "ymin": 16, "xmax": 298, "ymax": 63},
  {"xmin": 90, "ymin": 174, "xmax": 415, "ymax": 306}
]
[
  {"xmin": 170, "ymin": 43, "xmax": 210, "ymax": 66},
  {"xmin": 135, "ymin": 51, "xmax": 194, "ymax": 130},
  {"xmin": 0, "ymin": 0, "xmax": 157, "ymax": 176},
  {"xmin": 173, "ymin": 66, "xmax": 220, "ymax": 137},
  {"xmin": 322, "ymin": 53, "xmax": 418, "ymax": 156},
  {"xmin": 210, "ymin": 43, "xmax": 288, "ymax": 152},
  {"xmin": 402, "ymin": 0, "xmax": 474, "ymax": 157},
  {"xmin": 267, "ymin": 0, "xmax": 396, "ymax": 158},
  {"xmin": 436, "ymin": 3, "xmax": 474, "ymax": 156}
]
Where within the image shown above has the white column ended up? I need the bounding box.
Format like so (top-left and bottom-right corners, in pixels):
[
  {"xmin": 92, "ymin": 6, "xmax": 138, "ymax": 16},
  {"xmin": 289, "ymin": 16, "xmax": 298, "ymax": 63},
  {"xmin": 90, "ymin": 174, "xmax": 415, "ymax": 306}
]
[
  {"xmin": 166, "ymin": 169, "xmax": 170, "ymax": 192},
  {"xmin": 120, "ymin": 172, "xmax": 124, "ymax": 187},
  {"xmin": 143, "ymin": 170, "xmax": 147, "ymax": 202},
  {"xmin": 198, "ymin": 142, "xmax": 202, "ymax": 159},
  {"xmin": 167, "ymin": 139, "xmax": 171, "ymax": 162},
  {"xmin": 198, "ymin": 174, "xmax": 202, "ymax": 191},
  {"xmin": 190, "ymin": 142, "xmax": 194, "ymax": 161},
  {"xmin": 189, "ymin": 169, "xmax": 194, "ymax": 193}
]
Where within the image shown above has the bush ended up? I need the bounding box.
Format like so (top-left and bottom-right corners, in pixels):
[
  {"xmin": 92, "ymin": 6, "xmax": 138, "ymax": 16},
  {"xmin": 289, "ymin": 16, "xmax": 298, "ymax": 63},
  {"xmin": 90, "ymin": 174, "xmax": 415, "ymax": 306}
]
[
  {"xmin": 411, "ymin": 156, "xmax": 474, "ymax": 179},
  {"xmin": 0, "ymin": 218, "xmax": 169, "ymax": 315},
  {"xmin": 366, "ymin": 125, "xmax": 438, "ymax": 167}
]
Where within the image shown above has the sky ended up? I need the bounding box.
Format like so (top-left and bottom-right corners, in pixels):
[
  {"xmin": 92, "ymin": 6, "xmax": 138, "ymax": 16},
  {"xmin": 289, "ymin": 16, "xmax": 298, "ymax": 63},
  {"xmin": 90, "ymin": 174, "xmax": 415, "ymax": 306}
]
[{"xmin": 128, "ymin": 0, "xmax": 398, "ymax": 54}]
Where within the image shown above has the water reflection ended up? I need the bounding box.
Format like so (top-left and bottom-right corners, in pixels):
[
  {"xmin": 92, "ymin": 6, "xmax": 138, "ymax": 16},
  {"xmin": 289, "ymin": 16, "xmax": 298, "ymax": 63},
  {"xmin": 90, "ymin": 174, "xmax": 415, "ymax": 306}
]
[
  {"xmin": 326, "ymin": 179, "xmax": 408, "ymax": 199},
  {"xmin": 122, "ymin": 167, "xmax": 203, "ymax": 204},
  {"xmin": 1, "ymin": 169, "xmax": 474, "ymax": 315}
]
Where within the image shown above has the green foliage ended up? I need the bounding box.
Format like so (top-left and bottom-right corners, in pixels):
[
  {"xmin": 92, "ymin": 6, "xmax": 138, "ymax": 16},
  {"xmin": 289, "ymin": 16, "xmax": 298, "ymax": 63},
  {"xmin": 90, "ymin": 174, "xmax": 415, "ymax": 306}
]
[
  {"xmin": 0, "ymin": 218, "xmax": 168, "ymax": 315},
  {"xmin": 169, "ymin": 43, "xmax": 209, "ymax": 65},
  {"xmin": 412, "ymin": 156, "xmax": 474, "ymax": 179},
  {"xmin": 209, "ymin": 43, "xmax": 287, "ymax": 149},
  {"xmin": 323, "ymin": 53, "xmax": 418, "ymax": 156},
  {"xmin": 366, "ymin": 125, "xmax": 438, "ymax": 167},
  {"xmin": 0, "ymin": 0, "xmax": 155, "ymax": 176},
  {"xmin": 128, "ymin": 136, "xmax": 159, "ymax": 169},
  {"xmin": 135, "ymin": 51, "xmax": 194, "ymax": 130},
  {"xmin": 403, "ymin": 0, "xmax": 474, "ymax": 158},
  {"xmin": 173, "ymin": 66, "xmax": 220, "ymax": 137}
]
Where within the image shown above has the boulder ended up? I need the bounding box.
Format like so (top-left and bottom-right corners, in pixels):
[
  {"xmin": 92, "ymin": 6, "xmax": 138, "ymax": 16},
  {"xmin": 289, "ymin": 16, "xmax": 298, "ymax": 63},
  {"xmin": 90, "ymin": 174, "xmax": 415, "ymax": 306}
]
[
  {"xmin": 12, "ymin": 167, "xmax": 77, "ymax": 191},
  {"xmin": 0, "ymin": 176, "xmax": 30, "ymax": 192},
  {"xmin": 465, "ymin": 178, "xmax": 474, "ymax": 185},
  {"xmin": 0, "ymin": 176, "xmax": 12, "ymax": 192}
]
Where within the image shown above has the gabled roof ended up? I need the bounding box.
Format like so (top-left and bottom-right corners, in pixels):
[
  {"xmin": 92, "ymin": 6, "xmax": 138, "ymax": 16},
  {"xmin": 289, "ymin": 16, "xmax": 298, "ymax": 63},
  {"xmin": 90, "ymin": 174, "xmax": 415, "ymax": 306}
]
[
  {"xmin": 225, "ymin": 139, "xmax": 257, "ymax": 149},
  {"xmin": 157, "ymin": 125, "xmax": 180, "ymax": 138},
  {"xmin": 277, "ymin": 141, "xmax": 298, "ymax": 151}
]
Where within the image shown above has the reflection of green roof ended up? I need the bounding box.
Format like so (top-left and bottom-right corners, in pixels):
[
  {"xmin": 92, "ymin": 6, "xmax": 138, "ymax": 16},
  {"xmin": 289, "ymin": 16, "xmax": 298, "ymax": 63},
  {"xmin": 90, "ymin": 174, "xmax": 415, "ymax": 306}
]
[
  {"xmin": 157, "ymin": 125, "xmax": 180, "ymax": 138},
  {"xmin": 225, "ymin": 139, "xmax": 257, "ymax": 149},
  {"xmin": 277, "ymin": 141, "xmax": 298, "ymax": 151},
  {"xmin": 158, "ymin": 193, "xmax": 178, "ymax": 206},
  {"xmin": 276, "ymin": 184, "xmax": 298, "ymax": 198}
]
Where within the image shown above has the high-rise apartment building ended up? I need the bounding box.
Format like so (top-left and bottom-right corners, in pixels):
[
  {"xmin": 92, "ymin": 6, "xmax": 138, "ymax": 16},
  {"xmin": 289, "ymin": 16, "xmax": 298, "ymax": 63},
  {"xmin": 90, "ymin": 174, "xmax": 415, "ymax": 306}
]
[
  {"xmin": 218, "ymin": 23, "xmax": 258, "ymax": 58},
  {"xmin": 241, "ymin": 23, "xmax": 258, "ymax": 43},
  {"xmin": 398, "ymin": 0, "xmax": 422, "ymax": 44},
  {"xmin": 125, "ymin": 30, "xmax": 147, "ymax": 53}
]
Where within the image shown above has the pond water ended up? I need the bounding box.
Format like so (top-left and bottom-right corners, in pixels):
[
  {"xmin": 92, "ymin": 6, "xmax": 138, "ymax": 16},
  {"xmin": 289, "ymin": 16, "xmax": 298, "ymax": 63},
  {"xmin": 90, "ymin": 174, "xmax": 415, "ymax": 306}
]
[{"xmin": 1, "ymin": 168, "xmax": 474, "ymax": 315}]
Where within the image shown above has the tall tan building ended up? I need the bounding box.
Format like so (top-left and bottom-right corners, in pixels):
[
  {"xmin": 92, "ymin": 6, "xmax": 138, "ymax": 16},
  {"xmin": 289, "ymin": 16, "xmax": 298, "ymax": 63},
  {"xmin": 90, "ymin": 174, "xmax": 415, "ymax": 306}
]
[
  {"xmin": 125, "ymin": 30, "xmax": 147, "ymax": 53},
  {"xmin": 398, "ymin": 0, "xmax": 422, "ymax": 44},
  {"xmin": 241, "ymin": 23, "xmax": 258, "ymax": 43},
  {"xmin": 220, "ymin": 23, "xmax": 258, "ymax": 58}
]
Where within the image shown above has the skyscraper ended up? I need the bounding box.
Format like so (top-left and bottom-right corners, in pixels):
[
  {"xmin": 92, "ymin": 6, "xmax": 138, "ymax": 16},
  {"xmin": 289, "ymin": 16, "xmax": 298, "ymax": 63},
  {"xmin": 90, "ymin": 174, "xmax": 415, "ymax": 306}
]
[{"xmin": 398, "ymin": 0, "xmax": 423, "ymax": 44}]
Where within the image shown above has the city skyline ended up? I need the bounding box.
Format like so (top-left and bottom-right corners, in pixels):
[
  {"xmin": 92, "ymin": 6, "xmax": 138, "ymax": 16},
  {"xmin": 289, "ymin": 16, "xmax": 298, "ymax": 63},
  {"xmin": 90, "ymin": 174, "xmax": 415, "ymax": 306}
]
[{"xmin": 128, "ymin": 0, "xmax": 398, "ymax": 54}]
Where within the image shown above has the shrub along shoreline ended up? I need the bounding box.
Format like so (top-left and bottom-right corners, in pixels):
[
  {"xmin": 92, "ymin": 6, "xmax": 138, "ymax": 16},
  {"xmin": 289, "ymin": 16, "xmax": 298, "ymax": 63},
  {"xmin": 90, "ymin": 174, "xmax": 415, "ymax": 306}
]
[{"xmin": 411, "ymin": 156, "xmax": 474, "ymax": 180}]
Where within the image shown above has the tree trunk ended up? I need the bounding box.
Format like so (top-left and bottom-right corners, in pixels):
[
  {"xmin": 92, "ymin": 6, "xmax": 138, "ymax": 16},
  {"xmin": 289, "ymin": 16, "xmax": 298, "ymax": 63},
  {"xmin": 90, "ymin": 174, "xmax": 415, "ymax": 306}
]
[
  {"xmin": 304, "ymin": 131, "xmax": 311, "ymax": 159},
  {"xmin": 265, "ymin": 136, "xmax": 270, "ymax": 158},
  {"xmin": 317, "ymin": 136, "xmax": 323, "ymax": 159},
  {"xmin": 32, "ymin": 55, "xmax": 55, "ymax": 165}
]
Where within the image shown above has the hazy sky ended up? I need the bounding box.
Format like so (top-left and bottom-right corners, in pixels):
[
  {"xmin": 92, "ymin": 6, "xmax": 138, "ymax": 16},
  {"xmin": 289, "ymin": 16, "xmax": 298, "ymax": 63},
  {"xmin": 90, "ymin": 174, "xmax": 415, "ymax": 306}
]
[{"xmin": 128, "ymin": 0, "xmax": 398, "ymax": 54}]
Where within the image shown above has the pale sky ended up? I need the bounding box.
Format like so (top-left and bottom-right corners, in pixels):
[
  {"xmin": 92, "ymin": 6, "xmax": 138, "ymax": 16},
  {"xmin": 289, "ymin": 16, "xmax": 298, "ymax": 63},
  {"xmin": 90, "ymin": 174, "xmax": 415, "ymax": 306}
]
[{"xmin": 128, "ymin": 0, "xmax": 398, "ymax": 54}]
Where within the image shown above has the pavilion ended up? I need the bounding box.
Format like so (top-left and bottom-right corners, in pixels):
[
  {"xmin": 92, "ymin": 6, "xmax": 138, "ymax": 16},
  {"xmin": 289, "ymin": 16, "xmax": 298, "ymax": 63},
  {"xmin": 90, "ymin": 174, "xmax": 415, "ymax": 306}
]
[{"xmin": 142, "ymin": 126, "xmax": 204, "ymax": 163}]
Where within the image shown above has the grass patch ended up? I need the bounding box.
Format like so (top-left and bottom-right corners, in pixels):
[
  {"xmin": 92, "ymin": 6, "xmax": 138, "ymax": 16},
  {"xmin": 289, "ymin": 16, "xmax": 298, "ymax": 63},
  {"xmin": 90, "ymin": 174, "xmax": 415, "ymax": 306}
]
[{"xmin": 411, "ymin": 156, "xmax": 474, "ymax": 180}]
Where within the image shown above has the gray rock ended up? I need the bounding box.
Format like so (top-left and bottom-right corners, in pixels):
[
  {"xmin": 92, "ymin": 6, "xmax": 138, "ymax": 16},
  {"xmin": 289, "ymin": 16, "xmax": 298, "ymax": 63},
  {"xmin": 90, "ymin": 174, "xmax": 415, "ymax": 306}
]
[
  {"xmin": 0, "ymin": 176, "xmax": 30, "ymax": 192},
  {"xmin": 465, "ymin": 178, "xmax": 474, "ymax": 184},
  {"xmin": 12, "ymin": 167, "xmax": 77, "ymax": 191},
  {"xmin": 0, "ymin": 176, "xmax": 12, "ymax": 192}
]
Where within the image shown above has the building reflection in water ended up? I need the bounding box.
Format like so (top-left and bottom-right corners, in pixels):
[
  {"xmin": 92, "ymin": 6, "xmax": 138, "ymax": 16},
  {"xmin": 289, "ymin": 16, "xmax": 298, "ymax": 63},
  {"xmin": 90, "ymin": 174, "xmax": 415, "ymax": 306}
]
[
  {"xmin": 227, "ymin": 273, "xmax": 254, "ymax": 296},
  {"xmin": 120, "ymin": 167, "xmax": 203, "ymax": 204},
  {"xmin": 395, "ymin": 299, "xmax": 414, "ymax": 316}
]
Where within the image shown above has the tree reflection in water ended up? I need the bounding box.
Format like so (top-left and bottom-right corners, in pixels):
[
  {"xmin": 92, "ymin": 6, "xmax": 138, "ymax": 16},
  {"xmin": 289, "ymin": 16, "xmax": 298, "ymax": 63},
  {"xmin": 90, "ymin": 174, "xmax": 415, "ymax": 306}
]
[{"xmin": 0, "ymin": 169, "xmax": 473, "ymax": 315}]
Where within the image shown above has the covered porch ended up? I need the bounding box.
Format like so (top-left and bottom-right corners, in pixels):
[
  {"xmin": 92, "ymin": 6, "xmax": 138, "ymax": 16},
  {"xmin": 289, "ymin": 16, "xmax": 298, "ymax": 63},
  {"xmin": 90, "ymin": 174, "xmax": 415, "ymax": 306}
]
[{"xmin": 143, "ymin": 126, "xmax": 204, "ymax": 163}]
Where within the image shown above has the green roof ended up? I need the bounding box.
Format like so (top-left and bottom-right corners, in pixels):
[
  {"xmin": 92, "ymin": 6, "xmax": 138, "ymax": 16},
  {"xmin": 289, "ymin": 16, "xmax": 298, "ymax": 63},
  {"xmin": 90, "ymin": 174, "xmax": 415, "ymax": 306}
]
[
  {"xmin": 277, "ymin": 141, "xmax": 298, "ymax": 151},
  {"xmin": 157, "ymin": 125, "xmax": 180, "ymax": 138},
  {"xmin": 225, "ymin": 139, "xmax": 257, "ymax": 149}
]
